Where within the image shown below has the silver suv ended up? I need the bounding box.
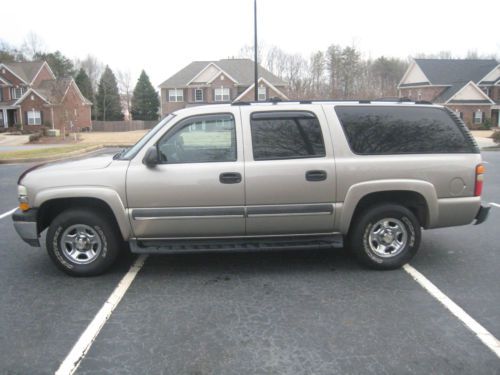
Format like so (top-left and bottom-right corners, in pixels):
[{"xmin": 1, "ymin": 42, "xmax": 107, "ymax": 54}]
[{"xmin": 13, "ymin": 101, "xmax": 490, "ymax": 276}]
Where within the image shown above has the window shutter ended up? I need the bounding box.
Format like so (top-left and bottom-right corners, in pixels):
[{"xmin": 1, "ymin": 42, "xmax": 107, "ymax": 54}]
[
  {"xmin": 25, "ymin": 111, "xmax": 28, "ymax": 125},
  {"xmin": 40, "ymin": 111, "xmax": 44, "ymax": 125}
]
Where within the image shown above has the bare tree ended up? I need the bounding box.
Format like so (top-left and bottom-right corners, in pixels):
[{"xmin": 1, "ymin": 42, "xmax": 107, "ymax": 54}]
[
  {"xmin": 117, "ymin": 70, "xmax": 132, "ymax": 120},
  {"xmin": 309, "ymin": 51, "xmax": 325, "ymax": 98},
  {"xmin": 22, "ymin": 31, "xmax": 46, "ymax": 60},
  {"xmin": 74, "ymin": 55, "xmax": 104, "ymax": 93},
  {"xmin": 238, "ymin": 42, "xmax": 264, "ymax": 63}
]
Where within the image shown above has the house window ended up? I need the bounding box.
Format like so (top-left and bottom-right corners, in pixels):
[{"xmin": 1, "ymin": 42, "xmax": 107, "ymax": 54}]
[
  {"xmin": 27, "ymin": 110, "xmax": 42, "ymax": 125},
  {"xmin": 0, "ymin": 111, "xmax": 3, "ymax": 126},
  {"xmin": 168, "ymin": 89, "xmax": 184, "ymax": 102},
  {"xmin": 417, "ymin": 90, "xmax": 422, "ymax": 101},
  {"xmin": 214, "ymin": 87, "xmax": 230, "ymax": 102},
  {"xmin": 258, "ymin": 86, "xmax": 266, "ymax": 101},
  {"xmin": 194, "ymin": 89, "xmax": 203, "ymax": 102},
  {"xmin": 474, "ymin": 110, "xmax": 483, "ymax": 124},
  {"xmin": 11, "ymin": 87, "xmax": 26, "ymax": 100}
]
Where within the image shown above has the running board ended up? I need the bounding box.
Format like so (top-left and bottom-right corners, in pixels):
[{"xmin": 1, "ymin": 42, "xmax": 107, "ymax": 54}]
[{"xmin": 129, "ymin": 235, "xmax": 343, "ymax": 254}]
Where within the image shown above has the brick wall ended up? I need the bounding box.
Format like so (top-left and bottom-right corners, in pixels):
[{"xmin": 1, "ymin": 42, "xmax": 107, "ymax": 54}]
[
  {"xmin": 447, "ymin": 104, "xmax": 491, "ymax": 127},
  {"xmin": 18, "ymin": 93, "xmax": 50, "ymax": 131},
  {"xmin": 32, "ymin": 65, "xmax": 54, "ymax": 88},
  {"xmin": 399, "ymin": 86, "xmax": 446, "ymax": 102},
  {"xmin": 53, "ymin": 83, "xmax": 91, "ymax": 130}
]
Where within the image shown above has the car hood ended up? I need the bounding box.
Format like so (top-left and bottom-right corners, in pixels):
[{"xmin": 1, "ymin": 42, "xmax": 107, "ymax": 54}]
[{"xmin": 24, "ymin": 153, "xmax": 115, "ymax": 177}]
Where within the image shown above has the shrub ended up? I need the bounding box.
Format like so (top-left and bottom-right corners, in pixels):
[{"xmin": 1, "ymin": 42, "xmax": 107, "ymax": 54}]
[
  {"xmin": 28, "ymin": 132, "xmax": 43, "ymax": 143},
  {"xmin": 492, "ymin": 130, "xmax": 500, "ymax": 144}
]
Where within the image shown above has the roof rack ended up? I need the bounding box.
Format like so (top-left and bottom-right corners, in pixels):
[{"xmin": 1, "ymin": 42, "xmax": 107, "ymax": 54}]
[{"xmin": 230, "ymin": 98, "xmax": 433, "ymax": 106}]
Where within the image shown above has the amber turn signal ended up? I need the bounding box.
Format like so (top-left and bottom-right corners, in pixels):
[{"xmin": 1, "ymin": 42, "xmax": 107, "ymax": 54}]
[{"xmin": 19, "ymin": 202, "xmax": 30, "ymax": 211}]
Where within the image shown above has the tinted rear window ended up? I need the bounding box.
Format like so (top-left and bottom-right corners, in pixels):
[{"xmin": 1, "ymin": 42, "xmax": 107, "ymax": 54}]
[
  {"xmin": 335, "ymin": 106, "xmax": 476, "ymax": 154},
  {"xmin": 250, "ymin": 111, "xmax": 326, "ymax": 160}
]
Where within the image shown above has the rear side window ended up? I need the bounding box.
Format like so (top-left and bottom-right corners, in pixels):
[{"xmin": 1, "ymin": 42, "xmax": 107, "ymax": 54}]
[
  {"xmin": 335, "ymin": 106, "xmax": 476, "ymax": 154},
  {"xmin": 250, "ymin": 111, "xmax": 326, "ymax": 160}
]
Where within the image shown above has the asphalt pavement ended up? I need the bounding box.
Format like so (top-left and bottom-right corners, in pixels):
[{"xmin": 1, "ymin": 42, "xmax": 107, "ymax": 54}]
[{"xmin": 0, "ymin": 150, "xmax": 499, "ymax": 374}]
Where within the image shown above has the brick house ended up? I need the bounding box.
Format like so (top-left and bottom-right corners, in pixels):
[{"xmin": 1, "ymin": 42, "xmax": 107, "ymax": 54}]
[
  {"xmin": 158, "ymin": 58, "xmax": 288, "ymax": 116},
  {"xmin": 398, "ymin": 59, "xmax": 500, "ymax": 128},
  {"xmin": 0, "ymin": 61, "xmax": 92, "ymax": 131}
]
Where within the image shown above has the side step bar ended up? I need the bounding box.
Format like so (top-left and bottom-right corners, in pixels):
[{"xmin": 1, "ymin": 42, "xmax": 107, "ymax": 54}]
[{"xmin": 129, "ymin": 235, "xmax": 344, "ymax": 254}]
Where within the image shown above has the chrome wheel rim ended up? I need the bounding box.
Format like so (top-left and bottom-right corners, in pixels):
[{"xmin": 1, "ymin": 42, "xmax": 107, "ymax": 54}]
[
  {"xmin": 60, "ymin": 224, "xmax": 102, "ymax": 264},
  {"xmin": 368, "ymin": 218, "xmax": 408, "ymax": 258}
]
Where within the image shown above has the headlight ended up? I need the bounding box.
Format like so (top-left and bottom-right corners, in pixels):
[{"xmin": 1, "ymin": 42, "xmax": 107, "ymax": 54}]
[
  {"xmin": 18, "ymin": 185, "xmax": 28, "ymax": 196},
  {"xmin": 17, "ymin": 185, "xmax": 30, "ymax": 211}
]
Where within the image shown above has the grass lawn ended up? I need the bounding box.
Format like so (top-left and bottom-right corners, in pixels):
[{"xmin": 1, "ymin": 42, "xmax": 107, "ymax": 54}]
[{"xmin": 0, "ymin": 145, "xmax": 94, "ymax": 160}]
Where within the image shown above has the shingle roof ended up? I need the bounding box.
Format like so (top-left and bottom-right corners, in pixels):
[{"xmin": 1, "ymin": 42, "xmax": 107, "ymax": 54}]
[
  {"xmin": 3, "ymin": 61, "xmax": 45, "ymax": 83},
  {"xmin": 36, "ymin": 78, "xmax": 73, "ymax": 104},
  {"xmin": 414, "ymin": 59, "xmax": 498, "ymax": 103},
  {"xmin": 159, "ymin": 59, "xmax": 287, "ymax": 88}
]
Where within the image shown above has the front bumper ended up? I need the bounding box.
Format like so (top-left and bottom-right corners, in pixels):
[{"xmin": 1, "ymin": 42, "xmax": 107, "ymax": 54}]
[
  {"xmin": 474, "ymin": 203, "xmax": 490, "ymax": 225},
  {"xmin": 12, "ymin": 208, "xmax": 40, "ymax": 247}
]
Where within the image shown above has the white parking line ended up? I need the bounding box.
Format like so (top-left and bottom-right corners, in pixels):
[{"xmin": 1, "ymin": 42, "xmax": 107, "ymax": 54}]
[
  {"xmin": 490, "ymin": 202, "xmax": 500, "ymax": 208},
  {"xmin": 55, "ymin": 254, "xmax": 148, "ymax": 375},
  {"xmin": 0, "ymin": 207, "xmax": 17, "ymax": 220},
  {"xmin": 404, "ymin": 264, "xmax": 500, "ymax": 359}
]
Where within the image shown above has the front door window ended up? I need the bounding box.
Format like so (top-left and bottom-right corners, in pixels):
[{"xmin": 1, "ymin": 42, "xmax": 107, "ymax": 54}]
[{"xmin": 158, "ymin": 114, "xmax": 236, "ymax": 164}]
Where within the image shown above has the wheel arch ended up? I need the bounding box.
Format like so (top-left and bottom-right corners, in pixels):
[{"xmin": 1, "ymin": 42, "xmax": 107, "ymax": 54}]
[
  {"xmin": 338, "ymin": 180, "xmax": 438, "ymax": 234},
  {"xmin": 35, "ymin": 188, "xmax": 130, "ymax": 240}
]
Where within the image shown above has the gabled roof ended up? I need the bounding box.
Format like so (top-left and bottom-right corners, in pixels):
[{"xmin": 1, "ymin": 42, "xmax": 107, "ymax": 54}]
[
  {"xmin": 14, "ymin": 88, "xmax": 50, "ymax": 106},
  {"xmin": 159, "ymin": 58, "xmax": 287, "ymax": 88},
  {"xmin": 36, "ymin": 78, "xmax": 72, "ymax": 103},
  {"xmin": 1, "ymin": 61, "xmax": 46, "ymax": 84},
  {"xmin": 412, "ymin": 59, "xmax": 498, "ymax": 103},
  {"xmin": 234, "ymin": 77, "xmax": 289, "ymax": 101},
  {"xmin": 445, "ymin": 81, "xmax": 494, "ymax": 104}
]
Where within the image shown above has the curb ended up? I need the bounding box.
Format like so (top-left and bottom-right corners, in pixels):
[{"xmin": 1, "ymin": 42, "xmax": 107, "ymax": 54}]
[{"xmin": 0, "ymin": 145, "xmax": 105, "ymax": 164}]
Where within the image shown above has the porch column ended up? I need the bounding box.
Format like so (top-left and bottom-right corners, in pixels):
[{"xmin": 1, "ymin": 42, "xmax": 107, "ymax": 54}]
[
  {"xmin": 18, "ymin": 107, "xmax": 23, "ymax": 131},
  {"xmin": 2, "ymin": 109, "xmax": 7, "ymax": 128}
]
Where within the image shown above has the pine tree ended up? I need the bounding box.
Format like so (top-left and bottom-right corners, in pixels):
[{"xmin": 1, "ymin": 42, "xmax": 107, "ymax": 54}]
[
  {"xmin": 131, "ymin": 70, "xmax": 159, "ymax": 120},
  {"xmin": 74, "ymin": 68, "xmax": 94, "ymax": 103},
  {"xmin": 95, "ymin": 66, "xmax": 123, "ymax": 121}
]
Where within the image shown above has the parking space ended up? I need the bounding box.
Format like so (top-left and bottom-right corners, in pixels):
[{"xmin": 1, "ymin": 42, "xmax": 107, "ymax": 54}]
[{"xmin": 0, "ymin": 151, "xmax": 498, "ymax": 374}]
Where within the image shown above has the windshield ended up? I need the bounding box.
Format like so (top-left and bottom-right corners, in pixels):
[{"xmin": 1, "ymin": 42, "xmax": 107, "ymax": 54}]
[{"xmin": 119, "ymin": 114, "xmax": 175, "ymax": 160}]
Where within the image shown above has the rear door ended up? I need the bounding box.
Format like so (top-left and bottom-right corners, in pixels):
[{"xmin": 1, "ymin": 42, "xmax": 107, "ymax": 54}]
[{"xmin": 241, "ymin": 106, "xmax": 336, "ymax": 235}]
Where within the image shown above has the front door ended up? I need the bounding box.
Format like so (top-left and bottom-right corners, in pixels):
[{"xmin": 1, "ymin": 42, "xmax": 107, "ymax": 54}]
[
  {"xmin": 240, "ymin": 106, "xmax": 336, "ymax": 235},
  {"xmin": 126, "ymin": 112, "xmax": 245, "ymax": 238}
]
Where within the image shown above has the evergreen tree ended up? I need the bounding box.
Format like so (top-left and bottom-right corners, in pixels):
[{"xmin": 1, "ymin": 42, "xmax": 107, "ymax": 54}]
[
  {"xmin": 34, "ymin": 51, "xmax": 75, "ymax": 78},
  {"xmin": 75, "ymin": 68, "xmax": 94, "ymax": 103},
  {"xmin": 95, "ymin": 66, "xmax": 123, "ymax": 121},
  {"xmin": 131, "ymin": 70, "xmax": 159, "ymax": 120}
]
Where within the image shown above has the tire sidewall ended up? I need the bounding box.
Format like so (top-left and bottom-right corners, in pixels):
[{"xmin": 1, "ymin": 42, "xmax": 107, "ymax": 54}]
[{"xmin": 47, "ymin": 210, "xmax": 118, "ymax": 276}]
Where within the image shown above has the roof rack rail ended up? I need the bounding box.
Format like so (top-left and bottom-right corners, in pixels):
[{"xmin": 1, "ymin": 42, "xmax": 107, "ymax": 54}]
[{"xmin": 230, "ymin": 98, "xmax": 430, "ymax": 106}]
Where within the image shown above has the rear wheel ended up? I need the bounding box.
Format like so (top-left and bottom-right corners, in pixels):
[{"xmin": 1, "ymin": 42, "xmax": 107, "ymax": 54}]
[
  {"xmin": 348, "ymin": 204, "xmax": 421, "ymax": 270},
  {"xmin": 46, "ymin": 209, "xmax": 121, "ymax": 276}
]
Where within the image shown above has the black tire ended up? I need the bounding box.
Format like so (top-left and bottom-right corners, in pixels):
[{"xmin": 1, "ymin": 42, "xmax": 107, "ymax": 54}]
[
  {"xmin": 348, "ymin": 204, "xmax": 421, "ymax": 270},
  {"xmin": 46, "ymin": 209, "xmax": 121, "ymax": 276}
]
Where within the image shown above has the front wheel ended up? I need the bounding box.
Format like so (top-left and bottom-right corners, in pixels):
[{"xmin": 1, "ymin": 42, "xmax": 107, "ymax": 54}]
[
  {"xmin": 348, "ymin": 204, "xmax": 421, "ymax": 270},
  {"xmin": 46, "ymin": 209, "xmax": 121, "ymax": 276}
]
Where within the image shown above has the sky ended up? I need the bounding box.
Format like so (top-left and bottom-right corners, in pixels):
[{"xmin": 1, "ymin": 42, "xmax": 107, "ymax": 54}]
[{"xmin": 1, "ymin": 0, "xmax": 499, "ymax": 87}]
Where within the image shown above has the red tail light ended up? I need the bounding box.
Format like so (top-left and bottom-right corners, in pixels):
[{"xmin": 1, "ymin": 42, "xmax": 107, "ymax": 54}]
[{"xmin": 474, "ymin": 164, "xmax": 485, "ymax": 196}]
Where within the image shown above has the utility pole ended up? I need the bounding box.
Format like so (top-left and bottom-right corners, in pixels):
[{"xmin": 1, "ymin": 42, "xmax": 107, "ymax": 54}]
[{"xmin": 254, "ymin": 0, "xmax": 258, "ymax": 101}]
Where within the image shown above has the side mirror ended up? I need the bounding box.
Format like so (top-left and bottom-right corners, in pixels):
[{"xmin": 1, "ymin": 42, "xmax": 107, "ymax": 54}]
[{"xmin": 143, "ymin": 146, "xmax": 159, "ymax": 167}]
